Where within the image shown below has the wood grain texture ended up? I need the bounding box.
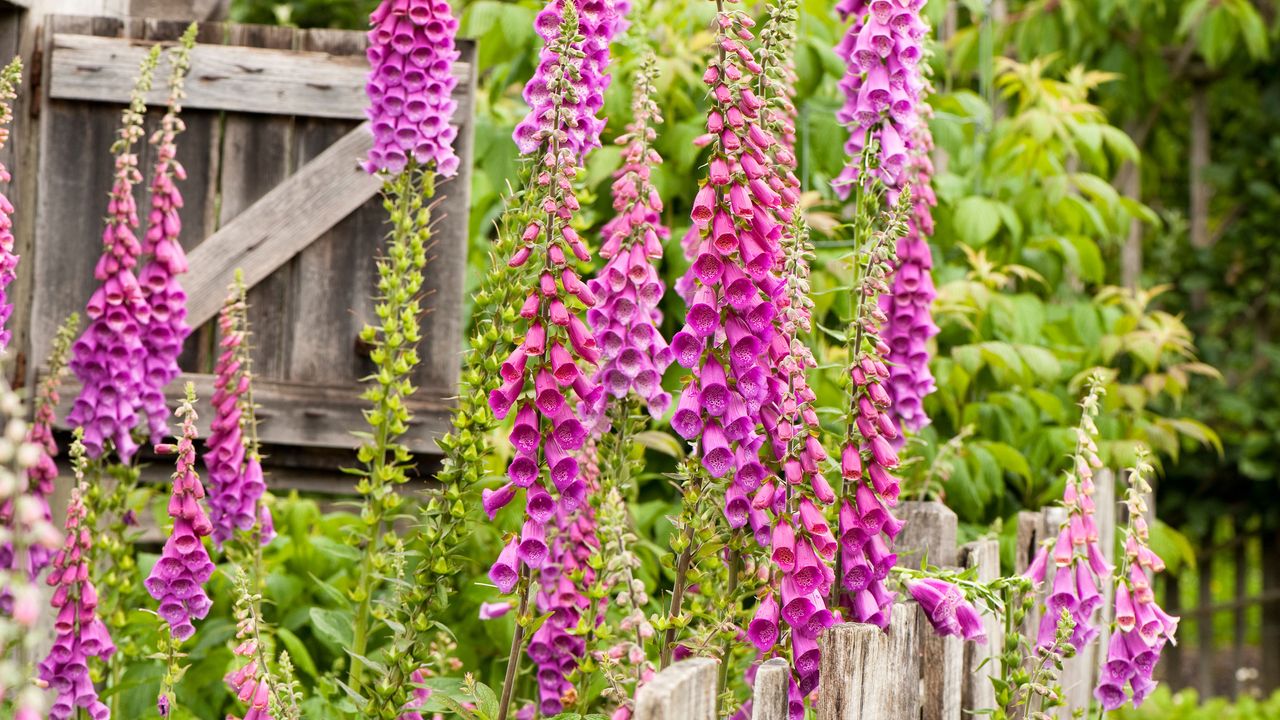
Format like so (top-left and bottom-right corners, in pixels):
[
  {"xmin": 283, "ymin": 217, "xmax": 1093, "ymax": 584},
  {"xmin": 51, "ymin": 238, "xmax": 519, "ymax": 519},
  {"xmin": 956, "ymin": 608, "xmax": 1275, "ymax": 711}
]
[
  {"xmin": 817, "ymin": 604, "xmax": 921, "ymax": 720},
  {"xmin": 634, "ymin": 657, "xmax": 718, "ymax": 720},
  {"xmin": 895, "ymin": 500, "xmax": 959, "ymax": 567},
  {"xmin": 751, "ymin": 657, "xmax": 790, "ymax": 720},
  {"xmin": 182, "ymin": 122, "xmax": 381, "ymax": 327},
  {"xmin": 48, "ymin": 373, "xmax": 450, "ymax": 452},
  {"xmin": 48, "ymin": 32, "xmax": 473, "ymax": 119},
  {"xmin": 961, "ymin": 539, "xmax": 1002, "ymax": 714},
  {"xmin": 919, "ymin": 623, "xmax": 963, "ymax": 720}
]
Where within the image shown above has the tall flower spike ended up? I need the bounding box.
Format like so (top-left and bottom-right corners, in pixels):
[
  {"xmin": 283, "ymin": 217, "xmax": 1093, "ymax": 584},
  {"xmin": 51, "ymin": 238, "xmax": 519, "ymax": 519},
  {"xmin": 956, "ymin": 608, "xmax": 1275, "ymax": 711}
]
[
  {"xmin": 1, "ymin": 314, "xmax": 78, "ymax": 610},
  {"xmin": 1094, "ymin": 449, "xmax": 1177, "ymax": 710},
  {"xmin": 68, "ymin": 45, "xmax": 162, "ymax": 462},
  {"xmin": 513, "ymin": 0, "xmax": 625, "ymax": 157},
  {"xmin": 137, "ymin": 25, "xmax": 198, "ymax": 442},
  {"xmin": 365, "ymin": 0, "xmax": 461, "ymax": 175},
  {"xmin": 38, "ymin": 433, "xmax": 116, "ymax": 720},
  {"xmin": 1024, "ymin": 376, "xmax": 1111, "ymax": 652},
  {"xmin": 834, "ymin": 191, "xmax": 912, "ymax": 630},
  {"xmin": 205, "ymin": 272, "xmax": 273, "ymax": 548},
  {"xmin": 586, "ymin": 51, "xmax": 672, "ymax": 422},
  {"xmin": 225, "ymin": 569, "xmax": 282, "ymax": 720},
  {"xmin": 144, "ymin": 384, "xmax": 215, "ymax": 640},
  {"xmin": 0, "ymin": 58, "xmax": 21, "ymax": 353}
]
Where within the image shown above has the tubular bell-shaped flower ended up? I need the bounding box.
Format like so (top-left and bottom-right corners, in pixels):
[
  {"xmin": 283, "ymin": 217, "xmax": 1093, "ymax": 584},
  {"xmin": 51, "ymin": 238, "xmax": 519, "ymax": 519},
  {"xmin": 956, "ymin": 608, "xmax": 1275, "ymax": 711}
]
[
  {"xmin": 1025, "ymin": 376, "xmax": 1113, "ymax": 652},
  {"xmin": 68, "ymin": 47, "xmax": 163, "ymax": 462},
  {"xmin": 0, "ymin": 315, "xmax": 77, "ymax": 611},
  {"xmin": 907, "ymin": 577, "xmax": 987, "ymax": 642},
  {"xmin": 38, "ymin": 437, "xmax": 115, "ymax": 720},
  {"xmin": 587, "ymin": 53, "xmax": 671, "ymax": 421},
  {"xmin": 204, "ymin": 273, "xmax": 273, "ymax": 548},
  {"xmin": 365, "ymin": 0, "xmax": 461, "ymax": 175},
  {"xmin": 144, "ymin": 385, "xmax": 215, "ymax": 641},
  {"xmin": 1094, "ymin": 450, "xmax": 1177, "ymax": 710},
  {"xmin": 0, "ymin": 59, "xmax": 21, "ymax": 354},
  {"xmin": 137, "ymin": 26, "xmax": 197, "ymax": 443}
]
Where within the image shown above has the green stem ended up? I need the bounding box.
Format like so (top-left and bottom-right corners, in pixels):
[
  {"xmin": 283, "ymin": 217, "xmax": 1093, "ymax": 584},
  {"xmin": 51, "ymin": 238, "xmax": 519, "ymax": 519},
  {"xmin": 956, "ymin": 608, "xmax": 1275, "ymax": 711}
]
[
  {"xmin": 496, "ymin": 568, "xmax": 533, "ymax": 720},
  {"xmin": 660, "ymin": 523, "xmax": 696, "ymax": 669}
]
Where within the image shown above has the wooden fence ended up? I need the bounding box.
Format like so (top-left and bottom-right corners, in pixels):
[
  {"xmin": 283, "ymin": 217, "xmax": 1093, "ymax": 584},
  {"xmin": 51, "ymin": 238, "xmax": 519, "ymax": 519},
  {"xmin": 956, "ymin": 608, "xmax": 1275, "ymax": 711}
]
[
  {"xmin": 3, "ymin": 9, "xmax": 476, "ymax": 491},
  {"xmin": 633, "ymin": 495, "xmax": 1123, "ymax": 719}
]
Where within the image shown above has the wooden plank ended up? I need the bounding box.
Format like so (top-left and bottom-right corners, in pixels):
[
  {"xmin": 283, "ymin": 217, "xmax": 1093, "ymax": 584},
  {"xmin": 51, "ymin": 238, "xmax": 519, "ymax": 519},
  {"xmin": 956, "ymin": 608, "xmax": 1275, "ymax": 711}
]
[
  {"xmin": 48, "ymin": 32, "xmax": 474, "ymax": 120},
  {"xmin": 1262, "ymin": 527, "xmax": 1280, "ymax": 695},
  {"xmin": 750, "ymin": 657, "xmax": 789, "ymax": 720},
  {"xmin": 895, "ymin": 500, "xmax": 958, "ymax": 567},
  {"xmin": 961, "ymin": 539, "xmax": 1002, "ymax": 714},
  {"xmin": 919, "ymin": 617, "xmax": 962, "ymax": 720},
  {"xmin": 817, "ymin": 604, "xmax": 920, "ymax": 720},
  {"xmin": 284, "ymin": 28, "xmax": 379, "ymax": 386},
  {"xmin": 48, "ymin": 372, "xmax": 451, "ymax": 453},
  {"xmin": 214, "ymin": 23, "xmax": 297, "ymax": 380},
  {"xmin": 1197, "ymin": 552, "xmax": 1214, "ymax": 698},
  {"xmin": 181, "ymin": 122, "xmax": 381, "ymax": 328},
  {"xmin": 634, "ymin": 657, "xmax": 718, "ymax": 720}
]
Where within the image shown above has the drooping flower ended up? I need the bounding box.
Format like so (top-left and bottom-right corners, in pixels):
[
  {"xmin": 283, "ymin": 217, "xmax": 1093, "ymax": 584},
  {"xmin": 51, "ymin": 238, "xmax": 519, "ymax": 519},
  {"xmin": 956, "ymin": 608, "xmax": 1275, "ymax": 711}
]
[
  {"xmin": 513, "ymin": 0, "xmax": 625, "ymax": 158},
  {"xmin": 1025, "ymin": 377, "xmax": 1112, "ymax": 652},
  {"xmin": 204, "ymin": 275, "xmax": 273, "ymax": 548},
  {"xmin": 365, "ymin": 0, "xmax": 461, "ymax": 175},
  {"xmin": 586, "ymin": 53, "xmax": 672, "ymax": 422},
  {"xmin": 137, "ymin": 27, "xmax": 197, "ymax": 443},
  {"xmin": 144, "ymin": 386, "xmax": 215, "ymax": 641},
  {"xmin": 484, "ymin": 0, "xmax": 603, "ymax": 603},
  {"xmin": 1094, "ymin": 450, "xmax": 1177, "ymax": 710},
  {"xmin": 38, "ymin": 440, "xmax": 115, "ymax": 720},
  {"xmin": 0, "ymin": 59, "xmax": 22, "ymax": 354},
  {"xmin": 906, "ymin": 578, "xmax": 987, "ymax": 642},
  {"xmin": 68, "ymin": 48, "xmax": 163, "ymax": 462}
]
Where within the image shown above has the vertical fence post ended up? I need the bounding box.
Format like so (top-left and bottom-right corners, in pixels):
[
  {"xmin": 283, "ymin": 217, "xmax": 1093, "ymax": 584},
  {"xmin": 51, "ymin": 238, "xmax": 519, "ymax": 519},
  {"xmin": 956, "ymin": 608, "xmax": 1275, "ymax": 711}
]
[
  {"xmin": 816, "ymin": 603, "xmax": 921, "ymax": 720},
  {"xmin": 1232, "ymin": 527, "xmax": 1247, "ymax": 699},
  {"xmin": 961, "ymin": 539, "xmax": 1002, "ymax": 714},
  {"xmin": 1198, "ymin": 552, "xmax": 1215, "ymax": 698},
  {"xmin": 751, "ymin": 657, "xmax": 790, "ymax": 720},
  {"xmin": 634, "ymin": 657, "xmax": 718, "ymax": 720},
  {"xmin": 1264, "ymin": 527, "xmax": 1280, "ymax": 696},
  {"xmin": 897, "ymin": 501, "xmax": 961, "ymax": 720}
]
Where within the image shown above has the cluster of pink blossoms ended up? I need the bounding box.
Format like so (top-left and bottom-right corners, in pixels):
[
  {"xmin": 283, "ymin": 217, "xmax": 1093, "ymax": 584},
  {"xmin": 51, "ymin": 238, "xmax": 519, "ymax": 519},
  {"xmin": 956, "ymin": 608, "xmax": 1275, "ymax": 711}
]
[
  {"xmin": 204, "ymin": 285, "xmax": 274, "ymax": 547},
  {"xmin": 136, "ymin": 97, "xmax": 192, "ymax": 442},
  {"xmin": 513, "ymin": 0, "xmax": 625, "ymax": 157},
  {"xmin": 225, "ymin": 629, "xmax": 272, "ymax": 719},
  {"xmin": 38, "ymin": 484, "xmax": 115, "ymax": 720},
  {"xmin": 0, "ymin": 64, "xmax": 17, "ymax": 353},
  {"xmin": 69, "ymin": 98, "xmax": 152, "ymax": 462},
  {"xmin": 144, "ymin": 395, "xmax": 215, "ymax": 641},
  {"xmin": 1095, "ymin": 456, "xmax": 1178, "ymax": 710},
  {"xmin": 484, "ymin": 0, "xmax": 602, "ymax": 604},
  {"xmin": 365, "ymin": 0, "xmax": 461, "ymax": 176},
  {"xmin": 1024, "ymin": 383, "xmax": 1111, "ymax": 651},
  {"xmin": 586, "ymin": 54, "xmax": 671, "ymax": 421},
  {"xmin": 906, "ymin": 578, "xmax": 987, "ymax": 641}
]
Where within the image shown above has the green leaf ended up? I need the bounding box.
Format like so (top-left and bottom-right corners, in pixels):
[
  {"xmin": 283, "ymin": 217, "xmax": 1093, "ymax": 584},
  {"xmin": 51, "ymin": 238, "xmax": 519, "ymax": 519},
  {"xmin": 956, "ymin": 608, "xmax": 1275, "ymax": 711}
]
[
  {"xmin": 634, "ymin": 431, "xmax": 685, "ymax": 459},
  {"xmin": 309, "ymin": 607, "xmax": 355, "ymax": 648},
  {"xmin": 276, "ymin": 627, "xmax": 319, "ymax": 679},
  {"xmin": 952, "ymin": 196, "xmax": 1003, "ymax": 246},
  {"xmin": 1015, "ymin": 344, "xmax": 1063, "ymax": 381}
]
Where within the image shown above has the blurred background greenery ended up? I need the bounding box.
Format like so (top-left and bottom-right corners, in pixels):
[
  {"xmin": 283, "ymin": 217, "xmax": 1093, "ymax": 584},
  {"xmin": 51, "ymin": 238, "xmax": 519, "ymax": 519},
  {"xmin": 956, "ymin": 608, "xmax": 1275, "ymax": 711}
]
[{"xmin": 217, "ymin": 0, "xmax": 1280, "ymax": 706}]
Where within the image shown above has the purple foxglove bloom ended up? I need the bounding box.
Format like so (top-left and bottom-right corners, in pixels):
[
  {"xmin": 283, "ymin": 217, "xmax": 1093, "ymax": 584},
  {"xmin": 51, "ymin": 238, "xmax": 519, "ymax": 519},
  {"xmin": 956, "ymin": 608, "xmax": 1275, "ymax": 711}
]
[
  {"xmin": 38, "ymin": 486, "xmax": 115, "ymax": 720},
  {"xmin": 0, "ymin": 71, "xmax": 17, "ymax": 353},
  {"xmin": 145, "ymin": 398, "xmax": 215, "ymax": 640},
  {"xmin": 365, "ymin": 0, "xmax": 461, "ymax": 175},
  {"xmin": 748, "ymin": 593, "xmax": 781, "ymax": 651}
]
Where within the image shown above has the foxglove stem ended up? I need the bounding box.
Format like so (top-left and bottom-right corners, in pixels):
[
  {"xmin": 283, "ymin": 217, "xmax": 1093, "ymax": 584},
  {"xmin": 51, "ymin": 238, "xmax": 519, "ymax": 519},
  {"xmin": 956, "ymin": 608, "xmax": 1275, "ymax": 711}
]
[
  {"xmin": 348, "ymin": 163, "xmax": 432, "ymax": 696},
  {"xmin": 496, "ymin": 566, "xmax": 533, "ymax": 720}
]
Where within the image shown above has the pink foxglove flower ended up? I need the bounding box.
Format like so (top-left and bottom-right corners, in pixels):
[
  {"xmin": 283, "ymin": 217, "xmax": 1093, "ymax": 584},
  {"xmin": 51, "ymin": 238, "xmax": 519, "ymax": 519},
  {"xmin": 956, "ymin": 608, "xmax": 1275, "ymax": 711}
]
[
  {"xmin": 1025, "ymin": 379, "xmax": 1112, "ymax": 652},
  {"xmin": 38, "ymin": 478, "xmax": 115, "ymax": 720},
  {"xmin": 513, "ymin": 0, "xmax": 624, "ymax": 157},
  {"xmin": 69, "ymin": 55, "xmax": 161, "ymax": 462},
  {"xmin": 906, "ymin": 578, "xmax": 986, "ymax": 642},
  {"xmin": 0, "ymin": 60, "xmax": 19, "ymax": 353},
  {"xmin": 365, "ymin": 0, "xmax": 461, "ymax": 175},
  {"xmin": 204, "ymin": 279, "xmax": 273, "ymax": 547},
  {"xmin": 1094, "ymin": 452, "xmax": 1177, "ymax": 710},
  {"xmin": 587, "ymin": 54, "xmax": 671, "ymax": 421},
  {"xmin": 484, "ymin": 0, "xmax": 603, "ymax": 605},
  {"xmin": 144, "ymin": 389, "xmax": 215, "ymax": 641}
]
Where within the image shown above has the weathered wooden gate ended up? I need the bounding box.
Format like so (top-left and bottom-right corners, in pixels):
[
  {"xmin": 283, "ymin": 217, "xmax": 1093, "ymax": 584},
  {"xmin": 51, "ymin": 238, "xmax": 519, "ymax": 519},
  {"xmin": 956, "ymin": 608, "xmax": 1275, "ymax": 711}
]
[{"xmin": 17, "ymin": 14, "xmax": 475, "ymax": 489}]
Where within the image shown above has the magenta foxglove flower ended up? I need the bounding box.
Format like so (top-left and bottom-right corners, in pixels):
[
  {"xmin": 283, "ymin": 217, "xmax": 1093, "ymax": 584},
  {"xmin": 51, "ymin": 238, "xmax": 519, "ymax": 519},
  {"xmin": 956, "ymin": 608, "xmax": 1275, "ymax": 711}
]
[
  {"xmin": 0, "ymin": 369, "xmax": 61, "ymax": 602},
  {"xmin": 366, "ymin": 0, "xmax": 461, "ymax": 176},
  {"xmin": 586, "ymin": 57, "xmax": 671, "ymax": 421},
  {"xmin": 398, "ymin": 668, "xmax": 436, "ymax": 720},
  {"xmin": 225, "ymin": 631, "xmax": 272, "ymax": 720},
  {"xmin": 0, "ymin": 67, "xmax": 17, "ymax": 354},
  {"xmin": 484, "ymin": 0, "xmax": 604, "ymax": 611},
  {"xmin": 137, "ymin": 98, "xmax": 192, "ymax": 443},
  {"xmin": 204, "ymin": 284, "xmax": 273, "ymax": 547},
  {"xmin": 513, "ymin": 0, "xmax": 624, "ymax": 157},
  {"xmin": 38, "ymin": 485, "xmax": 115, "ymax": 720},
  {"xmin": 144, "ymin": 394, "xmax": 215, "ymax": 641},
  {"xmin": 906, "ymin": 578, "xmax": 987, "ymax": 642}
]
